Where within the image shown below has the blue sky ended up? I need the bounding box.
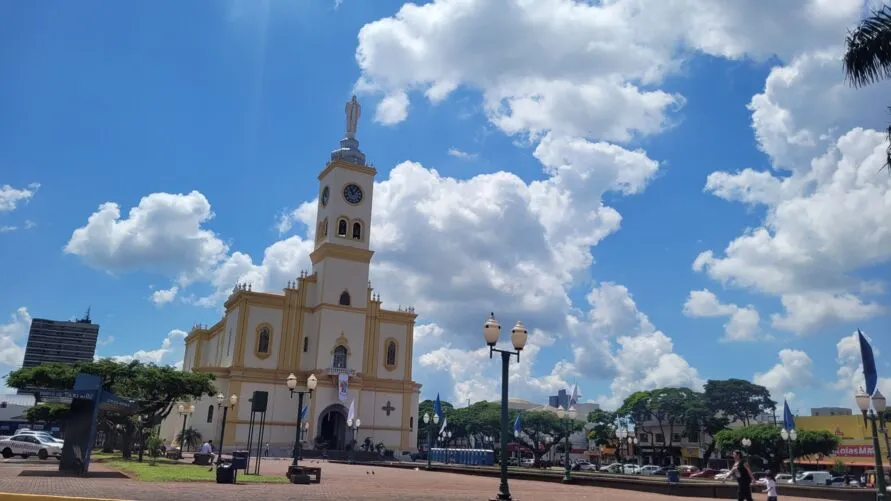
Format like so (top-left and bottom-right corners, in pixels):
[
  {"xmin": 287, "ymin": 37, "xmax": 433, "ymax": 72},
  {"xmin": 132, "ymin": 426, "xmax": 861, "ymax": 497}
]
[{"xmin": 1, "ymin": 0, "xmax": 889, "ymax": 413}]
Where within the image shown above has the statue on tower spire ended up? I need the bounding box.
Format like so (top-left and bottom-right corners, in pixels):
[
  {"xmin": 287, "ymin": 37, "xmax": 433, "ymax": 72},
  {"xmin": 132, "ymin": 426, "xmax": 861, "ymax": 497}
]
[{"xmin": 345, "ymin": 95, "xmax": 361, "ymax": 139}]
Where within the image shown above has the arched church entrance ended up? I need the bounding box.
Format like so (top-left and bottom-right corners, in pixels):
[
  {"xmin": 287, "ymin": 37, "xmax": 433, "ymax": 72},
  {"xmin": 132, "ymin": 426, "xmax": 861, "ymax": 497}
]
[{"xmin": 317, "ymin": 403, "xmax": 347, "ymax": 450}]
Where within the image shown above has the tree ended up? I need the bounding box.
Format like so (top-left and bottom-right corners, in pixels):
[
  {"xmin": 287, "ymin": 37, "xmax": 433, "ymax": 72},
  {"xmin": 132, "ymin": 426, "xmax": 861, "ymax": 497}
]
[
  {"xmin": 844, "ymin": 5, "xmax": 891, "ymax": 171},
  {"xmin": 514, "ymin": 410, "xmax": 583, "ymax": 466},
  {"xmin": 713, "ymin": 424, "xmax": 839, "ymax": 472},
  {"xmin": 416, "ymin": 398, "xmax": 456, "ymax": 449},
  {"xmin": 175, "ymin": 427, "xmax": 202, "ymax": 452},
  {"xmin": 6, "ymin": 360, "xmax": 216, "ymax": 461},
  {"xmin": 683, "ymin": 392, "xmax": 729, "ymax": 462},
  {"xmin": 24, "ymin": 403, "xmax": 71, "ymax": 425},
  {"xmin": 586, "ymin": 409, "xmax": 617, "ymax": 447},
  {"xmin": 703, "ymin": 379, "xmax": 776, "ymax": 426}
]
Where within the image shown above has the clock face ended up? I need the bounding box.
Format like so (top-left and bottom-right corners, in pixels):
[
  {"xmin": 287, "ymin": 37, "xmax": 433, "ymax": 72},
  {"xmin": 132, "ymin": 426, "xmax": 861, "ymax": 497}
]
[
  {"xmin": 343, "ymin": 183, "xmax": 363, "ymax": 204},
  {"xmin": 321, "ymin": 186, "xmax": 330, "ymax": 207}
]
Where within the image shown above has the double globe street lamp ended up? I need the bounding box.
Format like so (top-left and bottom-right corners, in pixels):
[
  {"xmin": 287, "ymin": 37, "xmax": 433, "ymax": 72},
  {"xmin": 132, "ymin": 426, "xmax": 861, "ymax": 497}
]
[
  {"xmin": 216, "ymin": 393, "xmax": 239, "ymax": 466},
  {"xmin": 855, "ymin": 386, "xmax": 888, "ymax": 500},
  {"xmin": 556, "ymin": 405, "xmax": 577, "ymax": 483},
  {"xmin": 347, "ymin": 418, "xmax": 361, "ymax": 464},
  {"xmin": 422, "ymin": 411, "xmax": 440, "ymax": 469},
  {"xmin": 484, "ymin": 312, "xmax": 528, "ymax": 501},
  {"xmin": 177, "ymin": 403, "xmax": 194, "ymax": 455},
  {"xmin": 779, "ymin": 428, "xmax": 797, "ymax": 483},
  {"xmin": 285, "ymin": 372, "xmax": 317, "ymax": 470}
]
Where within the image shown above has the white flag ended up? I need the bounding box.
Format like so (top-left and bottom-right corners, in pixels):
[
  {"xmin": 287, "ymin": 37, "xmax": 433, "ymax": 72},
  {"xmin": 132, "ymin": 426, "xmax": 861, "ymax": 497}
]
[
  {"xmin": 347, "ymin": 399, "xmax": 356, "ymax": 422},
  {"xmin": 439, "ymin": 416, "xmax": 448, "ymax": 435},
  {"xmin": 569, "ymin": 384, "xmax": 579, "ymax": 405}
]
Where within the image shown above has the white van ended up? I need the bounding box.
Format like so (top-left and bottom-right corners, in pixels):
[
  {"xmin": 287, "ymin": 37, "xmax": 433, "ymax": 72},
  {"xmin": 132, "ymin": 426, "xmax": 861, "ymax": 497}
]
[{"xmin": 791, "ymin": 471, "xmax": 832, "ymax": 486}]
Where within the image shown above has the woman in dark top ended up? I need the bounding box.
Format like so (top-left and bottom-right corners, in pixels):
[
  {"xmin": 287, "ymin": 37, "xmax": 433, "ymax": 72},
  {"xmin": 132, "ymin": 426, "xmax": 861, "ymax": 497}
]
[{"xmin": 730, "ymin": 450, "xmax": 754, "ymax": 501}]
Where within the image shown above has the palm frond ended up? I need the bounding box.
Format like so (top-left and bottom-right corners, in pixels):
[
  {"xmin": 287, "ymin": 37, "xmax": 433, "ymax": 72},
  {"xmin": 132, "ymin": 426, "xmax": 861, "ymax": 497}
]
[{"xmin": 844, "ymin": 6, "xmax": 891, "ymax": 88}]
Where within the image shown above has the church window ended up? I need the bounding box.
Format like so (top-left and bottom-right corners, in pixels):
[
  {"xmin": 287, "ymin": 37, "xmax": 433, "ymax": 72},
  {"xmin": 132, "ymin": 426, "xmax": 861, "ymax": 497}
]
[
  {"xmin": 352, "ymin": 222, "xmax": 362, "ymax": 240},
  {"xmin": 333, "ymin": 345, "xmax": 348, "ymax": 369},
  {"xmin": 255, "ymin": 324, "xmax": 273, "ymax": 359},
  {"xmin": 303, "ymin": 337, "xmax": 309, "ymax": 352},
  {"xmin": 322, "ymin": 218, "xmax": 328, "ymax": 236},
  {"xmin": 410, "ymin": 416, "xmax": 414, "ymax": 431},
  {"xmin": 206, "ymin": 405, "xmax": 214, "ymax": 423},
  {"xmin": 384, "ymin": 339, "xmax": 398, "ymax": 370},
  {"xmin": 339, "ymin": 290, "xmax": 351, "ymax": 306},
  {"xmin": 337, "ymin": 219, "xmax": 348, "ymax": 237}
]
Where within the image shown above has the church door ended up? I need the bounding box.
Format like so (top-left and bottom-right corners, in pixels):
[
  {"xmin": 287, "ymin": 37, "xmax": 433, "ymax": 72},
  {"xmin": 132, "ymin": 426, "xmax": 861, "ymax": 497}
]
[{"xmin": 318, "ymin": 405, "xmax": 347, "ymax": 450}]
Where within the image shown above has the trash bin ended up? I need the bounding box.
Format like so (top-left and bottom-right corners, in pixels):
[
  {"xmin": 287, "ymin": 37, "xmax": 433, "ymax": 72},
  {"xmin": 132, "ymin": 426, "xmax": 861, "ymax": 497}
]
[
  {"xmin": 216, "ymin": 463, "xmax": 236, "ymax": 484},
  {"xmin": 667, "ymin": 469, "xmax": 680, "ymax": 484},
  {"xmin": 231, "ymin": 450, "xmax": 249, "ymax": 470}
]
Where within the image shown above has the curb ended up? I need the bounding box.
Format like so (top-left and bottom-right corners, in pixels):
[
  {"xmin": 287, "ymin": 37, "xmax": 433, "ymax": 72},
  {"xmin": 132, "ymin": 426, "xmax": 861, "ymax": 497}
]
[{"xmin": 0, "ymin": 494, "xmax": 131, "ymax": 501}]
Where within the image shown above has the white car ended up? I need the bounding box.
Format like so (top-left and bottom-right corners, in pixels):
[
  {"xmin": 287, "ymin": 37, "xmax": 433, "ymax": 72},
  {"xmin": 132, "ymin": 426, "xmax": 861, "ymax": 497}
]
[
  {"xmin": 14, "ymin": 430, "xmax": 63, "ymax": 445},
  {"xmin": 623, "ymin": 464, "xmax": 641, "ymax": 474},
  {"xmin": 599, "ymin": 462, "xmax": 623, "ymax": 473},
  {"xmin": 0, "ymin": 435, "xmax": 63, "ymax": 460},
  {"xmin": 574, "ymin": 460, "xmax": 598, "ymax": 471},
  {"xmin": 639, "ymin": 465, "xmax": 662, "ymax": 475}
]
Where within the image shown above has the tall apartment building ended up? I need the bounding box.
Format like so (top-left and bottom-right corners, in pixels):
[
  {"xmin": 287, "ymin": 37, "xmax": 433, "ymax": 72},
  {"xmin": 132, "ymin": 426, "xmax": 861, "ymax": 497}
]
[
  {"xmin": 21, "ymin": 311, "xmax": 99, "ymax": 369},
  {"xmin": 548, "ymin": 389, "xmax": 570, "ymax": 409}
]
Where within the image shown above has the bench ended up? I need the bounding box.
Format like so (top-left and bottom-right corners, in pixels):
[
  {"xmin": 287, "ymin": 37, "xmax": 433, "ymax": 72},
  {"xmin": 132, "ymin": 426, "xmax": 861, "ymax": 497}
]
[
  {"xmin": 286, "ymin": 465, "xmax": 322, "ymax": 484},
  {"xmin": 166, "ymin": 450, "xmax": 183, "ymax": 460},
  {"xmin": 193, "ymin": 453, "xmax": 213, "ymax": 466}
]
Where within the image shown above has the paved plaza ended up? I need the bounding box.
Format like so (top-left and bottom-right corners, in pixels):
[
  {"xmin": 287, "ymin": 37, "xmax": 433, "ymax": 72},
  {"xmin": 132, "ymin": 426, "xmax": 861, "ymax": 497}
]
[{"xmin": 0, "ymin": 458, "xmax": 825, "ymax": 501}]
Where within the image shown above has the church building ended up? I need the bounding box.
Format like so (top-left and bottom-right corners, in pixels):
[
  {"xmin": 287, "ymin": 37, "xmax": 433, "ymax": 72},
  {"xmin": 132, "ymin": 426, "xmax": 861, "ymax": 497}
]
[{"xmin": 163, "ymin": 96, "xmax": 421, "ymax": 454}]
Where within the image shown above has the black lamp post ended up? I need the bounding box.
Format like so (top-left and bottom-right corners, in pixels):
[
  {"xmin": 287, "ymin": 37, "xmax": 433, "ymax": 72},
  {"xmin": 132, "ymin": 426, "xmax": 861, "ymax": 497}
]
[
  {"xmin": 216, "ymin": 393, "xmax": 239, "ymax": 466},
  {"xmin": 856, "ymin": 386, "xmax": 889, "ymax": 500},
  {"xmin": 286, "ymin": 372, "xmax": 317, "ymax": 471},
  {"xmin": 556, "ymin": 406, "xmax": 577, "ymax": 483},
  {"xmin": 484, "ymin": 312, "xmax": 528, "ymax": 501},
  {"xmin": 347, "ymin": 418, "xmax": 361, "ymax": 464},
  {"xmin": 442, "ymin": 430, "xmax": 452, "ymax": 464},
  {"xmin": 423, "ymin": 411, "xmax": 440, "ymax": 469},
  {"xmin": 177, "ymin": 403, "xmax": 194, "ymax": 453},
  {"xmin": 780, "ymin": 428, "xmax": 797, "ymax": 482}
]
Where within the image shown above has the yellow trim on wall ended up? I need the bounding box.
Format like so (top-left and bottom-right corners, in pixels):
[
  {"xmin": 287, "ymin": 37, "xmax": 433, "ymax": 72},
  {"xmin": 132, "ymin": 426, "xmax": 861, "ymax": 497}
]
[
  {"xmin": 223, "ymin": 380, "xmax": 242, "ymax": 445},
  {"xmin": 317, "ymin": 158, "xmax": 377, "ymax": 181},
  {"xmin": 331, "ymin": 333, "xmax": 352, "ymax": 356},
  {"xmin": 383, "ymin": 337, "xmax": 399, "ymax": 372},
  {"xmin": 401, "ymin": 388, "xmax": 412, "ymax": 449},
  {"xmin": 309, "ymin": 242, "xmax": 374, "ymax": 265},
  {"xmin": 379, "ymin": 309, "xmax": 416, "ymax": 325},
  {"xmin": 254, "ymin": 323, "xmax": 273, "ymax": 360}
]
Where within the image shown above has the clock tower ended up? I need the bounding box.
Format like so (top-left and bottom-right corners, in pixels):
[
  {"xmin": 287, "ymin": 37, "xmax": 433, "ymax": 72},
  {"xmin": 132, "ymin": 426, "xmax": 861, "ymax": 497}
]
[{"xmin": 310, "ymin": 95, "xmax": 376, "ymax": 311}]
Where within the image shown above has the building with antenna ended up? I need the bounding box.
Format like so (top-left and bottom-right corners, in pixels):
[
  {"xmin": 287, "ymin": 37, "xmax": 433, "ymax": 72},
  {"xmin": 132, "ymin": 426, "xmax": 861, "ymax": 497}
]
[{"xmin": 20, "ymin": 308, "xmax": 100, "ymax": 370}]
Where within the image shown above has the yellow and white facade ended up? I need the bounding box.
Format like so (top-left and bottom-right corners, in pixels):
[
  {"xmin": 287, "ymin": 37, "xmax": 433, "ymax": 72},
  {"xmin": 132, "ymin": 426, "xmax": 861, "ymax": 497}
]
[{"xmin": 162, "ymin": 97, "xmax": 421, "ymax": 453}]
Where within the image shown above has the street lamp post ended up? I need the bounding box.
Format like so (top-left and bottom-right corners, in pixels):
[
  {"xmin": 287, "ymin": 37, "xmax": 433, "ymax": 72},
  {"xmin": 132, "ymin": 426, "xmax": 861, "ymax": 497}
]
[
  {"xmin": 780, "ymin": 428, "xmax": 798, "ymax": 483},
  {"xmin": 616, "ymin": 428, "xmax": 628, "ymax": 466},
  {"xmin": 628, "ymin": 436, "xmax": 639, "ymax": 472},
  {"xmin": 422, "ymin": 411, "xmax": 440, "ymax": 469},
  {"xmin": 741, "ymin": 438, "xmax": 752, "ymax": 452},
  {"xmin": 856, "ymin": 386, "xmax": 889, "ymax": 500},
  {"xmin": 442, "ymin": 430, "xmax": 453, "ymax": 464},
  {"xmin": 177, "ymin": 403, "xmax": 194, "ymax": 453},
  {"xmin": 215, "ymin": 393, "xmax": 239, "ymax": 466},
  {"xmin": 484, "ymin": 312, "xmax": 528, "ymax": 501},
  {"xmin": 285, "ymin": 372, "xmax": 317, "ymax": 470},
  {"xmin": 347, "ymin": 418, "xmax": 361, "ymax": 464},
  {"xmin": 556, "ymin": 406, "xmax": 577, "ymax": 483}
]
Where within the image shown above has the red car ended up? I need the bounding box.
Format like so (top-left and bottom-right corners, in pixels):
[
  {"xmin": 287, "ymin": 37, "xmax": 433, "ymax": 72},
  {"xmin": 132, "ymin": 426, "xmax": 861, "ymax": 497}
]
[{"xmin": 690, "ymin": 468, "xmax": 722, "ymax": 479}]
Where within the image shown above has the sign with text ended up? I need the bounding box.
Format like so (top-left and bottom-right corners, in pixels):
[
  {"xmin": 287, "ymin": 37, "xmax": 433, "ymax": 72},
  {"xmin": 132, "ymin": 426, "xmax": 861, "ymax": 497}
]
[{"xmin": 834, "ymin": 445, "xmax": 875, "ymax": 457}]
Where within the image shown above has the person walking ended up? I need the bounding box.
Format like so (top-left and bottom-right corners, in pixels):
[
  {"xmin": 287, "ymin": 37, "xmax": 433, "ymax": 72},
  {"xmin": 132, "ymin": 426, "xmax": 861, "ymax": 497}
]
[
  {"xmin": 264, "ymin": 442, "xmax": 269, "ymax": 457},
  {"xmin": 727, "ymin": 450, "xmax": 754, "ymax": 501},
  {"xmin": 756, "ymin": 470, "xmax": 778, "ymax": 501}
]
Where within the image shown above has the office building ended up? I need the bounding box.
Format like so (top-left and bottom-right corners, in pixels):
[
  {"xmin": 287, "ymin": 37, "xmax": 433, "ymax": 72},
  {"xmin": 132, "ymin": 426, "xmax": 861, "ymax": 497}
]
[
  {"xmin": 548, "ymin": 389, "xmax": 570, "ymax": 409},
  {"xmin": 21, "ymin": 311, "xmax": 99, "ymax": 369}
]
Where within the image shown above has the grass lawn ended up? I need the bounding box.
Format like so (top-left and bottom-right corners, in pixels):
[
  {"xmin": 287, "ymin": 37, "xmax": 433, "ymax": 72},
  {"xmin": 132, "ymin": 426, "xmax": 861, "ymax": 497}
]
[{"xmin": 94, "ymin": 456, "xmax": 288, "ymax": 484}]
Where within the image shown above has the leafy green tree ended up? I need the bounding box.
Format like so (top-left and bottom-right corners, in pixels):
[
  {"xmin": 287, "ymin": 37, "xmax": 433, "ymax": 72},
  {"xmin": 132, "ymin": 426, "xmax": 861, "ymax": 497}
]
[
  {"xmin": 145, "ymin": 432, "xmax": 164, "ymax": 466},
  {"xmin": 6, "ymin": 359, "xmax": 216, "ymax": 461},
  {"xmin": 175, "ymin": 427, "xmax": 202, "ymax": 452},
  {"xmin": 586, "ymin": 409, "xmax": 617, "ymax": 447},
  {"xmin": 714, "ymin": 424, "xmax": 839, "ymax": 472},
  {"xmin": 703, "ymin": 379, "xmax": 776, "ymax": 426},
  {"xmin": 24, "ymin": 403, "xmax": 71, "ymax": 425},
  {"xmin": 844, "ymin": 5, "xmax": 891, "ymax": 171},
  {"xmin": 416, "ymin": 398, "xmax": 455, "ymax": 449},
  {"xmin": 514, "ymin": 410, "xmax": 583, "ymax": 466}
]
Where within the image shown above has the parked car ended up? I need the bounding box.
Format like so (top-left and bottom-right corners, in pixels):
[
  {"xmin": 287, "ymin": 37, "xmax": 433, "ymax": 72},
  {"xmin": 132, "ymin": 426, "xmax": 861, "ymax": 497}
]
[
  {"xmin": 623, "ymin": 464, "xmax": 641, "ymax": 474},
  {"xmin": 571, "ymin": 460, "xmax": 597, "ymax": 471},
  {"xmin": 677, "ymin": 465, "xmax": 700, "ymax": 477},
  {"xmin": 0, "ymin": 435, "xmax": 63, "ymax": 460},
  {"xmin": 792, "ymin": 471, "xmax": 832, "ymax": 486},
  {"xmin": 638, "ymin": 465, "xmax": 662, "ymax": 476},
  {"xmin": 13, "ymin": 430, "xmax": 63, "ymax": 445},
  {"xmin": 599, "ymin": 462, "xmax": 623, "ymax": 473},
  {"xmin": 690, "ymin": 468, "xmax": 723, "ymax": 479},
  {"xmin": 775, "ymin": 473, "xmax": 793, "ymax": 483}
]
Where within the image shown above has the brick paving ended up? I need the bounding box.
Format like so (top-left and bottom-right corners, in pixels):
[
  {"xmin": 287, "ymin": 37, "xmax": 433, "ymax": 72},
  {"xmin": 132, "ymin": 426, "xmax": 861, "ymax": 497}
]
[{"xmin": 0, "ymin": 458, "xmax": 823, "ymax": 501}]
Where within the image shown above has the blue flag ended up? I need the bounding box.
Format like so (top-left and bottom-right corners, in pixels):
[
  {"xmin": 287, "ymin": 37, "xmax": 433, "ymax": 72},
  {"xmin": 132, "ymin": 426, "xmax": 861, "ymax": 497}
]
[
  {"xmin": 783, "ymin": 400, "xmax": 796, "ymax": 431},
  {"xmin": 434, "ymin": 393, "xmax": 442, "ymax": 419},
  {"xmin": 858, "ymin": 330, "xmax": 878, "ymax": 396},
  {"xmin": 300, "ymin": 405, "xmax": 308, "ymax": 421},
  {"xmin": 513, "ymin": 414, "xmax": 522, "ymax": 436}
]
